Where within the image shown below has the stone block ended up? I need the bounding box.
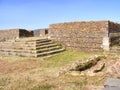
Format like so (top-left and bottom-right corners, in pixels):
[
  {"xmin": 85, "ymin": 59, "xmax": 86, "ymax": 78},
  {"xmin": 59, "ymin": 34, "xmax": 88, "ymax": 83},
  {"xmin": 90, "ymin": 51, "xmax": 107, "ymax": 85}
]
[{"xmin": 104, "ymin": 78, "xmax": 120, "ymax": 87}]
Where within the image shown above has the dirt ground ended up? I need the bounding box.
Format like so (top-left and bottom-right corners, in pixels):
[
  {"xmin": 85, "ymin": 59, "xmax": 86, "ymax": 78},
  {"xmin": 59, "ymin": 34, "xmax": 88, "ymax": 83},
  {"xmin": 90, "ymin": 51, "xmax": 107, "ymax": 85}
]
[{"xmin": 0, "ymin": 59, "xmax": 41, "ymax": 74}]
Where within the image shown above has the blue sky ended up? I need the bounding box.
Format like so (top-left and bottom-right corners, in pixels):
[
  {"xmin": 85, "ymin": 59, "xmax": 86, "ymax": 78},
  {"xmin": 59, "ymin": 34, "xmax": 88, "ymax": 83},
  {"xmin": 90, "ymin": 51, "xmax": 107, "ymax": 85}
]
[{"xmin": 0, "ymin": 0, "xmax": 120, "ymax": 30}]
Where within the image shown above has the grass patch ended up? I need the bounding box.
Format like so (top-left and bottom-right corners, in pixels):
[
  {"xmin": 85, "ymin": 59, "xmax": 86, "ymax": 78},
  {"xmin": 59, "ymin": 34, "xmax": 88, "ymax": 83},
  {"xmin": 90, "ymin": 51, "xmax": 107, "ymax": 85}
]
[
  {"xmin": 0, "ymin": 50, "xmax": 104, "ymax": 90},
  {"xmin": 45, "ymin": 50, "xmax": 100, "ymax": 67},
  {"xmin": 32, "ymin": 84, "xmax": 55, "ymax": 90}
]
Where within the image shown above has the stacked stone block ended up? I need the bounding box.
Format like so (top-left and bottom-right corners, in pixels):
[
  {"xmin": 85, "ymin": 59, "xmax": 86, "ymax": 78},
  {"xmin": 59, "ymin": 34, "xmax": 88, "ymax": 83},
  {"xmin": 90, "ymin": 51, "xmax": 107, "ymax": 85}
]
[
  {"xmin": 108, "ymin": 21, "xmax": 120, "ymax": 47},
  {"xmin": 19, "ymin": 29, "xmax": 33, "ymax": 37},
  {"xmin": 39, "ymin": 28, "xmax": 48, "ymax": 37},
  {"xmin": 0, "ymin": 38, "xmax": 65, "ymax": 57},
  {"xmin": 0, "ymin": 29, "xmax": 33, "ymax": 41},
  {"xmin": 33, "ymin": 29, "xmax": 41, "ymax": 37},
  {"xmin": 33, "ymin": 29, "xmax": 49, "ymax": 37},
  {"xmin": 49, "ymin": 21, "xmax": 109, "ymax": 52},
  {"xmin": 0, "ymin": 29, "xmax": 19, "ymax": 41}
]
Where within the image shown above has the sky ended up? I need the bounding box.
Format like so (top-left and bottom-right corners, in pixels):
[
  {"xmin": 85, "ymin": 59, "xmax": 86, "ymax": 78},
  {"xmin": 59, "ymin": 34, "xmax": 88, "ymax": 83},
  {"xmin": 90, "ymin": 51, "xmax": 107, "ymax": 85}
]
[{"xmin": 0, "ymin": 0, "xmax": 120, "ymax": 30}]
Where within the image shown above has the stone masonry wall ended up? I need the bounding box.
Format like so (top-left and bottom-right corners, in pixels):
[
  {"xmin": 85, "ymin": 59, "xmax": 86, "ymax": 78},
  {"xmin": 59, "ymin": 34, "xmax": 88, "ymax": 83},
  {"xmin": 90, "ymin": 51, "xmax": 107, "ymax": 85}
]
[
  {"xmin": 0, "ymin": 29, "xmax": 19, "ymax": 41},
  {"xmin": 109, "ymin": 21, "xmax": 120, "ymax": 33},
  {"xmin": 0, "ymin": 29, "xmax": 33, "ymax": 41},
  {"xmin": 33, "ymin": 29, "xmax": 49, "ymax": 37},
  {"xmin": 108, "ymin": 21, "xmax": 120, "ymax": 46},
  {"xmin": 19, "ymin": 29, "xmax": 33, "ymax": 37},
  {"xmin": 49, "ymin": 21, "xmax": 109, "ymax": 52},
  {"xmin": 39, "ymin": 28, "xmax": 48, "ymax": 37}
]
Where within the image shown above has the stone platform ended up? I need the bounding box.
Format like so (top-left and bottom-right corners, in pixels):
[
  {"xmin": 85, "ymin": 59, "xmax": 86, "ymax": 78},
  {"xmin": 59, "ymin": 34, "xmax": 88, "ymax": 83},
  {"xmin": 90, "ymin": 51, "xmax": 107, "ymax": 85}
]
[{"xmin": 0, "ymin": 37, "xmax": 65, "ymax": 57}]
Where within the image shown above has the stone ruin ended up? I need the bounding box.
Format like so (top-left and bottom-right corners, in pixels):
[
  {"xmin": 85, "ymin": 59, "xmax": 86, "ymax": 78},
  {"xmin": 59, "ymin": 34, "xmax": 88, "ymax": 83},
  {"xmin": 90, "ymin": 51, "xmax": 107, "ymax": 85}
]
[
  {"xmin": 49, "ymin": 20, "xmax": 120, "ymax": 52},
  {"xmin": 0, "ymin": 28, "xmax": 48, "ymax": 41},
  {"xmin": 0, "ymin": 20, "xmax": 120, "ymax": 57},
  {"xmin": 0, "ymin": 28, "xmax": 64, "ymax": 57}
]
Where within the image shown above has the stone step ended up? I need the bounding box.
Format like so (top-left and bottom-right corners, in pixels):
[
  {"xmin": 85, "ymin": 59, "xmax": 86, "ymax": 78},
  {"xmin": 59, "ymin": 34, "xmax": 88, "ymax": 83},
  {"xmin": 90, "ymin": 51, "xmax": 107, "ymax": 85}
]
[
  {"xmin": 36, "ymin": 46, "xmax": 62, "ymax": 53},
  {"xmin": 35, "ymin": 39, "xmax": 51, "ymax": 43},
  {"xmin": 0, "ymin": 43, "xmax": 59, "ymax": 50},
  {"xmin": 36, "ymin": 48, "xmax": 65, "ymax": 57},
  {"xmin": 0, "ymin": 47, "xmax": 65, "ymax": 57},
  {"xmin": 0, "ymin": 51, "xmax": 35, "ymax": 57},
  {"xmin": 0, "ymin": 42, "xmax": 36, "ymax": 47},
  {"xmin": 36, "ymin": 43, "xmax": 58, "ymax": 49},
  {"xmin": 0, "ymin": 46, "xmax": 62, "ymax": 54},
  {"xmin": 0, "ymin": 41, "xmax": 36, "ymax": 46},
  {"xmin": 0, "ymin": 44, "xmax": 35, "ymax": 48},
  {"xmin": 0, "ymin": 38, "xmax": 65, "ymax": 57},
  {"xmin": 0, "ymin": 46, "xmax": 36, "ymax": 50},
  {"xmin": 0, "ymin": 39, "xmax": 52, "ymax": 46},
  {"xmin": 36, "ymin": 41, "xmax": 54, "ymax": 46},
  {"xmin": 15, "ymin": 38, "xmax": 50, "ymax": 43},
  {"xmin": 0, "ymin": 39, "xmax": 53, "ymax": 47},
  {"xmin": 0, "ymin": 49, "xmax": 36, "ymax": 54}
]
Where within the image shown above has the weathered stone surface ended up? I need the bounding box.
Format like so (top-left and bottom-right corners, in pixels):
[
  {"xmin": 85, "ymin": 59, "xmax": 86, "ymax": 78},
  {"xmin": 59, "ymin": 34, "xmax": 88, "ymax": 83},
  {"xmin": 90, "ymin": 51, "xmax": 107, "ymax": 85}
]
[
  {"xmin": 49, "ymin": 21, "xmax": 109, "ymax": 52},
  {"xmin": 109, "ymin": 21, "xmax": 120, "ymax": 47},
  {"xmin": 0, "ymin": 29, "xmax": 19, "ymax": 41},
  {"xmin": 33, "ymin": 29, "xmax": 41, "ymax": 37},
  {"xmin": 93, "ymin": 62, "xmax": 105, "ymax": 73},
  {"xmin": 104, "ymin": 78, "xmax": 120, "ymax": 87},
  {"xmin": 19, "ymin": 29, "xmax": 33, "ymax": 37},
  {"xmin": 0, "ymin": 29, "xmax": 33, "ymax": 41},
  {"xmin": 103, "ymin": 78, "xmax": 120, "ymax": 90},
  {"xmin": 109, "ymin": 21, "xmax": 120, "ymax": 33},
  {"xmin": 33, "ymin": 29, "xmax": 49, "ymax": 37},
  {"xmin": 39, "ymin": 29, "xmax": 48, "ymax": 37},
  {"xmin": 102, "ymin": 87, "xmax": 120, "ymax": 90},
  {"xmin": 49, "ymin": 21, "xmax": 120, "ymax": 52},
  {"xmin": 58, "ymin": 55, "xmax": 105, "ymax": 76},
  {"xmin": 0, "ymin": 37, "xmax": 64, "ymax": 57}
]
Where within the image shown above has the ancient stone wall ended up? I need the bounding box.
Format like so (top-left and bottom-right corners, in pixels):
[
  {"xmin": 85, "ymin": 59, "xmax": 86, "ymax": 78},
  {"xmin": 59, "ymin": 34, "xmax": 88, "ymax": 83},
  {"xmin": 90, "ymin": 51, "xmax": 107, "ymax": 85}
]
[
  {"xmin": 39, "ymin": 29, "xmax": 48, "ymax": 37},
  {"xmin": 19, "ymin": 29, "xmax": 33, "ymax": 37},
  {"xmin": 33, "ymin": 29, "xmax": 49, "ymax": 37},
  {"xmin": 49, "ymin": 21, "xmax": 109, "ymax": 52},
  {"xmin": 0, "ymin": 29, "xmax": 19, "ymax": 41},
  {"xmin": 109, "ymin": 21, "xmax": 120, "ymax": 33},
  {"xmin": 0, "ymin": 29, "xmax": 33, "ymax": 41},
  {"xmin": 108, "ymin": 21, "xmax": 120, "ymax": 46},
  {"xmin": 33, "ymin": 29, "xmax": 41, "ymax": 37}
]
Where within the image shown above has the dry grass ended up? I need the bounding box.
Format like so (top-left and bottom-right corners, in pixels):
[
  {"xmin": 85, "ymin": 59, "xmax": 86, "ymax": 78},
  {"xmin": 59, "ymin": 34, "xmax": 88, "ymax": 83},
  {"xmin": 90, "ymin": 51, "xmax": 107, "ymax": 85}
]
[{"xmin": 0, "ymin": 50, "xmax": 107, "ymax": 90}]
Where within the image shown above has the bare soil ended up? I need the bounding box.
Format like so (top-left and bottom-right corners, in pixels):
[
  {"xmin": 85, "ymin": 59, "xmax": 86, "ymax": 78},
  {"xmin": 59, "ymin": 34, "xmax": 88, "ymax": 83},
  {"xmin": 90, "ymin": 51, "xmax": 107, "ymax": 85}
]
[{"xmin": 0, "ymin": 59, "xmax": 41, "ymax": 74}]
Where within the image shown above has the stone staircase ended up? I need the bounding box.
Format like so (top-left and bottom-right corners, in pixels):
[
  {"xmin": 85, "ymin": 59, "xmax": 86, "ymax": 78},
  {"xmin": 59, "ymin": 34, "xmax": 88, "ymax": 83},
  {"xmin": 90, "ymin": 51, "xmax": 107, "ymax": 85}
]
[{"xmin": 0, "ymin": 38, "xmax": 65, "ymax": 57}]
